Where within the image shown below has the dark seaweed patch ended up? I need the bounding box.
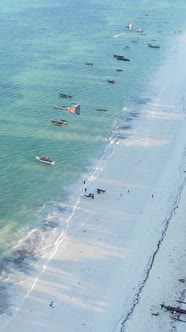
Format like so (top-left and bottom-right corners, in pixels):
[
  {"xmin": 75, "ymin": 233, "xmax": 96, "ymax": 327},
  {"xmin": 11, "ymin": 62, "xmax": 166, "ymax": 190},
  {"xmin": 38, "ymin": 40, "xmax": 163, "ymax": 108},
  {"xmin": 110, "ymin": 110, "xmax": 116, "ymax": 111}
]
[
  {"xmin": 115, "ymin": 133, "xmax": 127, "ymax": 140},
  {"xmin": 41, "ymin": 220, "xmax": 58, "ymax": 231},
  {"xmin": 132, "ymin": 96, "xmax": 151, "ymax": 105},
  {"xmin": 118, "ymin": 125, "xmax": 132, "ymax": 130},
  {"xmin": 125, "ymin": 116, "xmax": 133, "ymax": 121},
  {"xmin": 11, "ymin": 248, "xmax": 37, "ymax": 273},
  {"xmin": 56, "ymin": 205, "xmax": 69, "ymax": 212},
  {"xmin": 130, "ymin": 111, "xmax": 139, "ymax": 117}
]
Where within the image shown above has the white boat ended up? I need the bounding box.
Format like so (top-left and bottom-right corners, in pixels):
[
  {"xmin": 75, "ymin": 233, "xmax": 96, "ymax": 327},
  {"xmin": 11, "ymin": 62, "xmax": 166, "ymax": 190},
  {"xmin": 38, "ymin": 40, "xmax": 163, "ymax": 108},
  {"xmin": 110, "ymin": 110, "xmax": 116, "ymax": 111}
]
[
  {"xmin": 36, "ymin": 156, "xmax": 55, "ymax": 165},
  {"xmin": 136, "ymin": 28, "xmax": 143, "ymax": 33},
  {"xmin": 148, "ymin": 43, "xmax": 160, "ymax": 49},
  {"xmin": 127, "ymin": 22, "xmax": 133, "ymax": 30},
  {"xmin": 54, "ymin": 105, "xmax": 69, "ymax": 110}
]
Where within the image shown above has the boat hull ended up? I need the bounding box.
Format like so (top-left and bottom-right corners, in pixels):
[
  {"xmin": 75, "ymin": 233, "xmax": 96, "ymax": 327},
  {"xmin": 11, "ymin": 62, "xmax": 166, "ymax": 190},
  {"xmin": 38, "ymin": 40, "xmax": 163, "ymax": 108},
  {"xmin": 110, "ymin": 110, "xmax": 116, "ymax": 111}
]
[{"xmin": 35, "ymin": 157, "xmax": 55, "ymax": 165}]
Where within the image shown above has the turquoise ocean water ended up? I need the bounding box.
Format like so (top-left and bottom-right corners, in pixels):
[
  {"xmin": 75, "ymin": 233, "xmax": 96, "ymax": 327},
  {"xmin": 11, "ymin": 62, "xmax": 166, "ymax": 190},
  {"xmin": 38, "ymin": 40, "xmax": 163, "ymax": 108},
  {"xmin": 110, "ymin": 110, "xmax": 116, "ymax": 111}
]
[{"xmin": 0, "ymin": 0, "xmax": 186, "ymax": 315}]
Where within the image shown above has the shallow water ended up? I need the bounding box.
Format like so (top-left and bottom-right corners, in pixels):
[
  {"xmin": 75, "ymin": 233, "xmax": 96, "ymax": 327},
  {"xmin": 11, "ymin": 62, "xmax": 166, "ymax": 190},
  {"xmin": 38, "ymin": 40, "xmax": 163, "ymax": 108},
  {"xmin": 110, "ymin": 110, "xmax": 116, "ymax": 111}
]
[{"xmin": 0, "ymin": 0, "xmax": 186, "ymax": 318}]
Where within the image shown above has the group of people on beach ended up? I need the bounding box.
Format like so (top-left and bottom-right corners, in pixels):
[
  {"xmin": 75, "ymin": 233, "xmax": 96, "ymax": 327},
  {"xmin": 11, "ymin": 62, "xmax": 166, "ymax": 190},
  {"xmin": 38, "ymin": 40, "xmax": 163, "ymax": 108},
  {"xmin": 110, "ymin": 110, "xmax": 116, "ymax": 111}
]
[
  {"xmin": 84, "ymin": 193, "xmax": 95, "ymax": 199},
  {"xmin": 83, "ymin": 182, "xmax": 106, "ymax": 199}
]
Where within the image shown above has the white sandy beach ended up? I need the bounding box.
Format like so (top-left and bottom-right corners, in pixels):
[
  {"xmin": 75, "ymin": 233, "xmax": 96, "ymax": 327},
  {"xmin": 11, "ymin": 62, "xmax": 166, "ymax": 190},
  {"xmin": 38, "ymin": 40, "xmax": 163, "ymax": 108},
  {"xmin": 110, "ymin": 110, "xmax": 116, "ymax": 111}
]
[{"xmin": 2, "ymin": 35, "xmax": 186, "ymax": 332}]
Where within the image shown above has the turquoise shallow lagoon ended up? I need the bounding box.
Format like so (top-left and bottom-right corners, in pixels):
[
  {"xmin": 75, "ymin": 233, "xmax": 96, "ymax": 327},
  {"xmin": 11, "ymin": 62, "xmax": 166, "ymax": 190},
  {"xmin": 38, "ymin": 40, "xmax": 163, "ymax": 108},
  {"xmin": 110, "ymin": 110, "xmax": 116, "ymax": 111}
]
[{"xmin": 0, "ymin": 0, "xmax": 186, "ymax": 313}]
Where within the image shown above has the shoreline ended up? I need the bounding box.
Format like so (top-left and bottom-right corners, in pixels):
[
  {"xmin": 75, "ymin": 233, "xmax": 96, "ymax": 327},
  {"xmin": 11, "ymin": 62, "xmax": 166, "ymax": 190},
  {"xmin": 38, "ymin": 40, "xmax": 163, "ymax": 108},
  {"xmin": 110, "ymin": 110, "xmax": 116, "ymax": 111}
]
[
  {"xmin": 1, "ymin": 34, "xmax": 186, "ymax": 332},
  {"xmin": 123, "ymin": 172, "xmax": 186, "ymax": 332}
]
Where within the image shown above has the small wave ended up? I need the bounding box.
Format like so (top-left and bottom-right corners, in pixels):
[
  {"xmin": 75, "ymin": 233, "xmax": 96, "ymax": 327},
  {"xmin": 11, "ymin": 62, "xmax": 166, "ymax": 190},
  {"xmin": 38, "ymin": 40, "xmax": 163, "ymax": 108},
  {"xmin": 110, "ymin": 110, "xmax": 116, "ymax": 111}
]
[{"xmin": 113, "ymin": 32, "xmax": 126, "ymax": 38}]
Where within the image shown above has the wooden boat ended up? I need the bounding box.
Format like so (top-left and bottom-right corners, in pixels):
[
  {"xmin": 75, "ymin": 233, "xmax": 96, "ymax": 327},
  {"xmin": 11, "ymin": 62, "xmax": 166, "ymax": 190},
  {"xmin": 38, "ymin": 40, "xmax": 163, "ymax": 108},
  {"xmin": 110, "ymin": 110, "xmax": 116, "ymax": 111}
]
[
  {"xmin": 161, "ymin": 303, "xmax": 186, "ymax": 314},
  {"xmin": 59, "ymin": 93, "xmax": 73, "ymax": 98},
  {"xmin": 117, "ymin": 57, "xmax": 130, "ymax": 61},
  {"xmin": 176, "ymin": 300, "xmax": 186, "ymax": 305},
  {"xmin": 116, "ymin": 68, "xmax": 123, "ymax": 72},
  {"xmin": 107, "ymin": 78, "xmax": 116, "ymax": 84},
  {"xmin": 54, "ymin": 105, "xmax": 69, "ymax": 109},
  {"xmin": 51, "ymin": 119, "xmax": 69, "ymax": 126},
  {"xmin": 36, "ymin": 156, "xmax": 55, "ymax": 165},
  {"xmin": 114, "ymin": 54, "xmax": 130, "ymax": 61},
  {"xmin": 96, "ymin": 108, "xmax": 108, "ymax": 112},
  {"xmin": 113, "ymin": 54, "xmax": 123, "ymax": 58},
  {"xmin": 85, "ymin": 61, "xmax": 93, "ymax": 65},
  {"xmin": 148, "ymin": 43, "xmax": 160, "ymax": 49},
  {"xmin": 136, "ymin": 28, "xmax": 143, "ymax": 33}
]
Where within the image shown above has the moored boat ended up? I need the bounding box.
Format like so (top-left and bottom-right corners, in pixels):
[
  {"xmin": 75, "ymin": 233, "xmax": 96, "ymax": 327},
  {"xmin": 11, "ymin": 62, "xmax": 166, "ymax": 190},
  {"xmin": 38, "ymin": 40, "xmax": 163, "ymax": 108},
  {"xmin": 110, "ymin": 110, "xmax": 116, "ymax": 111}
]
[
  {"xmin": 96, "ymin": 108, "xmax": 108, "ymax": 112},
  {"xmin": 54, "ymin": 105, "xmax": 69, "ymax": 109},
  {"xmin": 127, "ymin": 22, "xmax": 133, "ymax": 30},
  {"xmin": 148, "ymin": 43, "xmax": 160, "ymax": 49},
  {"xmin": 107, "ymin": 78, "xmax": 116, "ymax": 84},
  {"xmin": 136, "ymin": 28, "xmax": 143, "ymax": 33},
  {"xmin": 85, "ymin": 61, "xmax": 93, "ymax": 65},
  {"xmin": 36, "ymin": 156, "xmax": 55, "ymax": 165},
  {"xmin": 51, "ymin": 119, "xmax": 69, "ymax": 126},
  {"xmin": 114, "ymin": 54, "xmax": 130, "ymax": 61},
  {"xmin": 59, "ymin": 93, "xmax": 73, "ymax": 98}
]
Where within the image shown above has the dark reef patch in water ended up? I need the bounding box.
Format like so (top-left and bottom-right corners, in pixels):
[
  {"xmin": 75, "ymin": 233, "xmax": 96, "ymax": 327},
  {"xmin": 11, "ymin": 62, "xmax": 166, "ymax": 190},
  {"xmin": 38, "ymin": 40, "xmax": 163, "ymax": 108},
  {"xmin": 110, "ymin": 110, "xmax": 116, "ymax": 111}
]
[
  {"xmin": 115, "ymin": 133, "xmax": 128, "ymax": 140},
  {"xmin": 0, "ymin": 246, "xmax": 38, "ymax": 315},
  {"xmin": 132, "ymin": 96, "xmax": 151, "ymax": 105},
  {"xmin": 130, "ymin": 111, "xmax": 139, "ymax": 117},
  {"xmin": 125, "ymin": 116, "xmax": 133, "ymax": 121},
  {"xmin": 118, "ymin": 124, "xmax": 132, "ymax": 130},
  {"xmin": 56, "ymin": 205, "xmax": 70, "ymax": 213}
]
